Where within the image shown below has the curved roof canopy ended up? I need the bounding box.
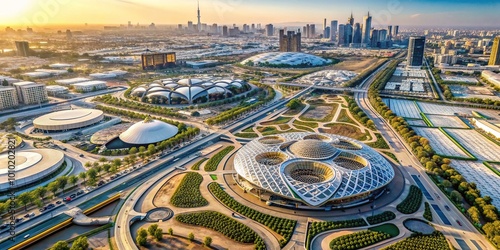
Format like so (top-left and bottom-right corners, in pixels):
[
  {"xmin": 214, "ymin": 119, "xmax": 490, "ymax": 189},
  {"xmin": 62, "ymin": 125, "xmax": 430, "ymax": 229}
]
[{"xmin": 119, "ymin": 118, "xmax": 178, "ymax": 145}]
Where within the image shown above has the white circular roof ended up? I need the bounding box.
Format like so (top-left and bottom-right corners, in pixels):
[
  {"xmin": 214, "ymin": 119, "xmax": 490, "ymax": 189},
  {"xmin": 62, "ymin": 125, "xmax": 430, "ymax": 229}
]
[
  {"xmin": 34, "ymin": 109, "xmax": 104, "ymax": 128},
  {"xmin": 241, "ymin": 52, "xmax": 332, "ymax": 67},
  {"xmin": 119, "ymin": 119, "xmax": 178, "ymax": 145},
  {"xmin": 233, "ymin": 132, "xmax": 395, "ymax": 207}
]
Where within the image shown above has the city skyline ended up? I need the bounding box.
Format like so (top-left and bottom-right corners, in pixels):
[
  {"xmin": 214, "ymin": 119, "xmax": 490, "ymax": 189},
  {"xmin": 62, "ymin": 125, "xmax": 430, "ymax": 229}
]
[{"xmin": 1, "ymin": 0, "xmax": 499, "ymax": 28}]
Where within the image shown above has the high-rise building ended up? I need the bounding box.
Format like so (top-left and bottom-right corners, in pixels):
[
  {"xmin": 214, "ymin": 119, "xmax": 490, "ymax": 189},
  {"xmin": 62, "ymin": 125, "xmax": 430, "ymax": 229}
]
[
  {"xmin": 251, "ymin": 24, "xmax": 255, "ymax": 32},
  {"xmin": 0, "ymin": 87, "xmax": 18, "ymax": 110},
  {"xmin": 323, "ymin": 18, "xmax": 328, "ymax": 38},
  {"xmin": 379, "ymin": 29, "xmax": 388, "ymax": 41},
  {"xmin": 243, "ymin": 24, "xmax": 249, "ymax": 33},
  {"xmin": 362, "ymin": 12, "xmax": 372, "ymax": 44},
  {"xmin": 489, "ymin": 37, "xmax": 500, "ymax": 66},
  {"xmin": 352, "ymin": 23, "xmax": 362, "ymax": 44},
  {"xmin": 279, "ymin": 30, "xmax": 301, "ymax": 52},
  {"xmin": 197, "ymin": 0, "xmax": 201, "ymax": 32},
  {"xmin": 324, "ymin": 27, "xmax": 330, "ymax": 40},
  {"xmin": 188, "ymin": 21, "xmax": 193, "ymax": 31},
  {"xmin": 305, "ymin": 24, "xmax": 310, "ymax": 38},
  {"xmin": 344, "ymin": 24, "xmax": 353, "ymax": 45},
  {"xmin": 15, "ymin": 41, "xmax": 30, "ymax": 57},
  {"xmin": 222, "ymin": 26, "xmax": 228, "ymax": 36},
  {"xmin": 178, "ymin": 24, "xmax": 183, "ymax": 30},
  {"xmin": 347, "ymin": 12, "xmax": 354, "ymax": 26},
  {"xmin": 407, "ymin": 36, "xmax": 426, "ymax": 67},
  {"xmin": 211, "ymin": 23, "xmax": 218, "ymax": 33},
  {"xmin": 309, "ymin": 24, "xmax": 316, "ymax": 38},
  {"xmin": 265, "ymin": 24, "xmax": 274, "ymax": 37},
  {"xmin": 370, "ymin": 29, "xmax": 380, "ymax": 47},
  {"xmin": 387, "ymin": 25, "xmax": 393, "ymax": 40},
  {"xmin": 330, "ymin": 20, "xmax": 338, "ymax": 42},
  {"xmin": 394, "ymin": 25, "xmax": 399, "ymax": 36},
  {"xmin": 13, "ymin": 82, "xmax": 48, "ymax": 105},
  {"xmin": 338, "ymin": 24, "xmax": 346, "ymax": 45}
]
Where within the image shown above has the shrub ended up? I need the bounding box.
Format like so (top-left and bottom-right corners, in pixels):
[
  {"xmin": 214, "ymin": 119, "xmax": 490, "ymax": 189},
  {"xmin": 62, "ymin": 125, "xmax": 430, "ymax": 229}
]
[
  {"xmin": 396, "ymin": 185, "xmax": 423, "ymax": 214},
  {"xmin": 329, "ymin": 230, "xmax": 391, "ymax": 250},
  {"xmin": 191, "ymin": 158, "xmax": 207, "ymax": 170},
  {"xmin": 367, "ymin": 211, "xmax": 396, "ymax": 225},
  {"xmin": 383, "ymin": 231, "xmax": 449, "ymax": 250},
  {"xmin": 170, "ymin": 172, "xmax": 208, "ymax": 208},
  {"xmin": 204, "ymin": 146, "xmax": 235, "ymax": 171},
  {"xmin": 306, "ymin": 219, "xmax": 368, "ymax": 249},
  {"xmin": 423, "ymin": 202, "xmax": 433, "ymax": 221},
  {"xmin": 209, "ymin": 182, "xmax": 296, "ymax": 247}
]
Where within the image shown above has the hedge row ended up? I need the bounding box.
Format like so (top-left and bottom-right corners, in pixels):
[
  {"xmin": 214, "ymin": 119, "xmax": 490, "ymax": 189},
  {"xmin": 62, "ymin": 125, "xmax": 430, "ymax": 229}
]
[
  {"xmin": 204, "ymin": 146, "xmax": 235, "ymax": 172},
  {"xmin": 191, "ymin": 158, "xmax": 208, "ymax": 170},
  {"xmin": 367, "ymin": 211, "xmax": 396, "ymax": 225},
  {"xmin": 170, "ymin": 172, "xmax": 208, "ymax": 208},
  {"xmin": 176, "ymin": 211, "xmax": 266, "ymax": 249},
  {"xmin": 208, "ymin": 182, "xmax": 296, "ymax": 247},
  {"xmin": 306, "ymin": 219, "xmax": 368, "ymax": 249},
  {"xmin": 329, "ymin": 230, "xmax": 391, "ymax": 250},
  {"xmin": 396, "ymin": 185, "xmax": 423, "ymax": 214}
]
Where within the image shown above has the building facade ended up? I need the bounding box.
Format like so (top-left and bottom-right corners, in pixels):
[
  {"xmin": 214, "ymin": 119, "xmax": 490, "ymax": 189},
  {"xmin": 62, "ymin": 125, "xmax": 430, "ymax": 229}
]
[
  {"xmin": 15, "ymin": 41, "xmax": 30, "ymax": 57},
  {"xmin": 362, "ymin": 12, "xmax": 372, "ymax": 44},
  {"xmin": 407, "ymin": 36, "xmax": 426, "ymax": 67},
  {"xmin": 489, "ymin": 37, "xmax": 500, "ymax": 66},
  {"xmin": 13, "ymin": 82, "xmax": 48, "ymax": 105},
  {"xmin": 0, "ymin": 87, "xmax": 18, "ymax": 110},
  {"xmin": 73, "ymin": 81, "xmax": 107, "ymax": 93},
  {"xmin": 279, "ymin": 30, "xmax": 301, "ymax": 52}
]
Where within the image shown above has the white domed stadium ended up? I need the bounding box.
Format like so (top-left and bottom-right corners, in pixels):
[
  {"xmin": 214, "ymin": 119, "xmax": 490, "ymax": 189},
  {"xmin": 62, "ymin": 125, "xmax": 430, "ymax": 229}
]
[
  {"xmin": 34, "ymin": 109, "xmax": 104, "ymax": 132},
  {"xmin": 233, "ymin": 132, "xmax": 394, "ymax": 208},
  {"xmin": 118, "ymin": 117, "xmax": 179, "ymax": 145},
  {"xmin": 130, "ymin": 77, "xmax": 250, "ymax": 105},
  {"xmin": 295, "ymin": 70, "xmax": 358, "ymax": 86},
  {"xmin": 241, "ymin": 52, "xmax": 332, "ymax": 68},
  {"xmin": 0, "ymin": 149, "xmax": 65, "ymax": 192}
]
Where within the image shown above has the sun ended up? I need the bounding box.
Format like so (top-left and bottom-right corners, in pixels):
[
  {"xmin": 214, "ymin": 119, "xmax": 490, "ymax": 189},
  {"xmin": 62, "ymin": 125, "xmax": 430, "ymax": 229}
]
[{"xmin": 0, "ymin": 0, "xmax": 34, "ymax": 23}]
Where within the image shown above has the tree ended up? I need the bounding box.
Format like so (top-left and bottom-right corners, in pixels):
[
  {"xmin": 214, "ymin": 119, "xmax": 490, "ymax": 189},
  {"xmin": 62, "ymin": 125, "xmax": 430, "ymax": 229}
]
[
  {"xmin": 79, "ymin": 172, "xmax": 87, "ymax": 184},
  {"xmin": 154, "ymin": 228, "xmax": 163, "ymax": 241},
  {"xmin": 50, "ymin": 241, "xmax": 70, "ymax": 250},
  {"xmin": 34, "ymin": 186, "xmax": 48, "ymax": 202},
  {"xmin": 2, "ymin": 79, "xmax": 8, "ymax": 86},
  {"xmin": 148, "ymin": 224, "xmax": 159, "ymax": 236},
  {"xmin": 442, "ymin": 180, "xmax": 453, "ymax": 189},
  {"xmin": 204, "ymin": 236, "xmax": 212, "ymax": 247},
  {"xmin": 138, "ymin": 228, "xmax": 148, "ymax": 238},
  {"xmin": 48, "ymin": 182, "xmax": 59, "ymax": 197},
  {"xmin": 84, "ymin": 162, "xmax": 92, "ymax": 168},
  {"xmin": 70, "ymin": 236, "xmax": 89, "ymax": 250},
  {"xmin": 168, "ymin": 228, "xmax": 173, "ymax": 235},
  {"xmin": 188, "ymin": 232, "xmax": 194, "ymax": 242},
  {"xmin": 99, "ymin": 157, "xmax": 108, "ymax": 163},
  {"xmin": 18, "ymin": 192, "xmax": 31, "ymax": 211},
  {"xmin": 136, "ymin": 235, "xmax": 147, "ymax": 246},
  {"xmin": 112, "ymin": 158, "xmax": 122, "ymax": 168},
  {"xmin": 69, "ymin": 175, "xmax": 79, "ymax": 187},
  {"xmin": 139, "ymin": 146, "xmax": 146, "ymax": 153},
  {"xmin": 129, "ymin": 147, "xmax": 138, "ymax": 154},
  {"xmin": 92, "ymin": 162, "xmax": 99, "ymax": 168},
  {"xmin": 450, "ymin": 190, "xmax": 463, "ymax": 203},
  {"xmin": 57, "ymin": 176, "xmax": 68, "ymax": 194},
  {"xmin": 87, "ymin": 168, "xmax": 98, "ymax": 180}
]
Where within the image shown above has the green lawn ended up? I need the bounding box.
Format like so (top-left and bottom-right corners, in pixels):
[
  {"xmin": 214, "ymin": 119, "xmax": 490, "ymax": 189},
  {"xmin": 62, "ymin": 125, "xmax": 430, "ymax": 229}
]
[
  {"xmin": 234, "ymin": 132, "xmax": 259, "ymax": 138},
  {"xmin": 336, "ymin": 109, "xmax": 356, "ymax": 124},
  {"xmin": 367, "ymin": 133, "xmax": 390, "ymax": 149},
  {"xmin": 261, "ymin": 116, "xmax": 292, "ymax": 125},
  {"xmin": 369, "ymin": 223, "xmax": 400, "ymax": 237},
  {"xmin": 293, "ymin": 120, "xmax": 319, "ymax": 128},
  {"xmin": 210, "ymin": 174, "xmax": 218, "ymax": 180}
]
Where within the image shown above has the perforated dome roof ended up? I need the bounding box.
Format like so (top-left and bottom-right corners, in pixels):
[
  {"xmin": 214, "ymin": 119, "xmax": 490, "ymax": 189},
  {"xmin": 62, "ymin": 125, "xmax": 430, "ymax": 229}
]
[
  {"xmin": 119, "ymin": 118, "xmax": 178, "ymax": 145},
  {"xmin": 288, "ymin": 140, "xmax": 338, "ymax": 159}
]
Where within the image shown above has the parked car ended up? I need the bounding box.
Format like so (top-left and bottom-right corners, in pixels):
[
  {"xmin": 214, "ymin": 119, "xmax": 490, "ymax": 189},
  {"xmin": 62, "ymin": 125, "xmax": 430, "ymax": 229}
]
[
  {"xmin": 39, "ymin": 208, "xmax": 45, "ymax": 212},
  {"xmin": 0, "ymin": 224, "xmax": 8, "ymax": 229},
  {"xmin": 64, "ymin": 197, "xmax": 72, "ymax": 202},
  {"xmin": 444, "ymin": 205, "xmax": 450, "ymax": 211},
  {"xmin": 47, "ymin": 203, "xmax": 55, "ymax": 208},
  {"xmin": 76, "ymin": 190, "xmax": 84, "ymax": 195},
  {"xmin": 24, "ymin": 214, "xmax": 30, "ymax": 218},
  {"xmin": 97, "ymin": 180, "xmax": 105, "ymax": 186},
  {"xmin": 29, "ymin": 213, "xmax": 35, "ymax": 218},
  {"xmin": 70, "ymin": 194, "xmax": 76, "ymax": 199},
  {"xmin": 456, "ymin": 220, "xmax": 462, "ymax": 226},
  {"xmin": 15, "ymin": 218, "xmax": 23, "ymax": 223}
]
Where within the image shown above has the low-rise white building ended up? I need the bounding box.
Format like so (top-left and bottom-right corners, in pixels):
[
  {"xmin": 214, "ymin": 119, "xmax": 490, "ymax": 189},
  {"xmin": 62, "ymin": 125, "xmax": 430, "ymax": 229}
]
[
  {"xmin": 473, "ymin": 118, "xmax": 500, "ymax": 139},
  {"xmin": 46, "ymin": 85, "xmax": 69, "ymax": 96},
  {"xmin": 72, "ymin": 81, "xmax": 107, "ymax": 92},
  {"xmin": 482, "ymin": 70, "xmax": 500, "ymax": 88},
  {"xmin": 55, "ymin": 77, "xmax": 90, "ymax": 86}
]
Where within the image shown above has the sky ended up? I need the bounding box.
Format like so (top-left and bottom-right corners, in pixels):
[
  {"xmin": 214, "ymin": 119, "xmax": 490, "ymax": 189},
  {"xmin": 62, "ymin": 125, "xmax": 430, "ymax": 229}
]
[{"xmin": 0, "ymin": 0, "xmax": 498, "ymax": 28}]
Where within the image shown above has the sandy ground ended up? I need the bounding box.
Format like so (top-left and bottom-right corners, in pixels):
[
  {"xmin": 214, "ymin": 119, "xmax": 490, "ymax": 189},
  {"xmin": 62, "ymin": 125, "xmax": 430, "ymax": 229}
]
[
  {"xmin": 332, "ymin": 58, "xmax": 382, "ymax": 73},
  {"xmin": 88, "ymin": 230, "xmax": 110, "ymax": 250},
  {"xmin": 153, "ymin": 173, "xmax": 185, "ymax": 208}
]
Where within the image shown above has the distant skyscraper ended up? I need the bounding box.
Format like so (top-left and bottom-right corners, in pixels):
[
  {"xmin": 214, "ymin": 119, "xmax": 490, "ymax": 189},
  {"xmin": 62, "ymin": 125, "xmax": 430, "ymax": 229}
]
[
  {"xmin": 15, "ymin": 41, "xmax": 30, "ymax": 57},
  {"xmin": 362, "ymin": 12, "xmax": 372, "ymax": 44},
  {"xmin": 265, "ymin": 24, "xmax": 274, "ymax": 37},
  {"xmin": 353, "ymin": 23, "xmax": 362, "ymax": 44},
  {"xmin": 197, "ymin": 0, "xmax": 201, "ymax": 32},
  {"xmin": 310, "ymin": 24, "xmax": 316, "ymax": 38},
  {"xmin": 338, "ymin": 24, "xmax": 346, "ymax": 45},
  {"xmin": 387, "ymin": 25, "xmax": 393, "ymax": 40},
  {"xmin": 324, "ymin": 27, "xmax": 330, "ymax": 39},
  {"xmin": 222, "ymin": 26, "xmax": 228, "ymax": 36},
  {"xmin": 323, "ymin": 18, "xmax": 328, "ymax": 38},
  {"xmin": 344, "ymin": 24, "xmax": 353, "ymax": 45},
  {"xmin": 379, "ymin": 29, "xmax": 388, "ymax": 41},
  {"xmin": 407, "ymin": 36, "xmax": 426, "ymax": 67},
  {"xmin": 370, "ymin": 29, "xmax": 380, "ymax": 47},
  {"xmin": 251, "ymin": 24, "xmax": 255, "ymax": 32},
  {"xmin": 330, "ymin": 20, "xmax": 338, "ymax": 42},
  {"xmin": 279, "ymin": 29, "xmax": 301, "ymax": 52},
  {"xmin": 348, "ymin": 12, "xmax": 354, "ymax": 26},
  {"xmin": 489, "ymin": 37, "xmax": 500, "ymax": 66},
  {"xmin": 188, "ymin": 21, "xmax": 193, "ymax": 31},
  {"xmin": 305, "ymin": 24, "xmax": 310, "ymax": 38},
  {"xmin": 394, "ymin": 25, "xmax": 399, "ymax": 36}
]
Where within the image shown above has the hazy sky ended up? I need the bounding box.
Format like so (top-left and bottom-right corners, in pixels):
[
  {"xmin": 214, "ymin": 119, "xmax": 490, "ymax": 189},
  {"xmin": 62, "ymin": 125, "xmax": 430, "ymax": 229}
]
[{"xmin": 1, "ymin": 0, "xmax": 498, "ymax": 28}]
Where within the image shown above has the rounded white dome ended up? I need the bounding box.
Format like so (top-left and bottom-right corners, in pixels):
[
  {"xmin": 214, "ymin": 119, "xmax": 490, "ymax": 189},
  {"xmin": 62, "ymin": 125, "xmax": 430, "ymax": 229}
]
[{"xmin": 119, "ymin": 118, "xmax": 178, "ymax": 145}]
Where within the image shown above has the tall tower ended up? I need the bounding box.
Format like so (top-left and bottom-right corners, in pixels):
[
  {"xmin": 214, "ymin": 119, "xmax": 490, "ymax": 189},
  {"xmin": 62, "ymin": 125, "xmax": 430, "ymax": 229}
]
[
  {"xmin": 197, "ymin": 0, "xmax": 201, "ymax": 32},
  {"xmin": 407, "ymin": 36, "xmax": 426, "ymax": 67},
  {"xmin": 489, "ymin": 37, "xmax": 500, "ymax": 66},
  {"xmin": 348, "ymin": 12, "xmax": 354, "ymax": 26},
  {"xmin": 330, "ymin": 20, "xmax": 338, "ymax": 43},
  {"xmin": 362, "ymin": 12, "xmax": 372, "ymax": 44}
]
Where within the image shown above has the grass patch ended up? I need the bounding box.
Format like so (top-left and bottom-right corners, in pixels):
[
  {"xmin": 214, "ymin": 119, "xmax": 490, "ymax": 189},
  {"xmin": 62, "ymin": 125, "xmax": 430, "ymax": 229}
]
[
  {"xmin": 322, "ymin": 123, "xmax": 369, "ymax": 141},
  {"xmin": 300, "ymin": 103, "xmax": 338, "ymax": 122},
  {"xmin": 278, "ymin": 124, "xmax": 291, "ymax": 130},
  {"xmin": 234, "ymin": 132, "xmax": 258, "ymax": 138},
  {"xmin": 424, "ymin": 202, "xmax": 433, "ymax": 221},
  {"xmin": 329, "ymin": 230, "xmax": 392, "ymax": 250},
  {"xmin": 336, "ymin": 109, "xmax": 356, "ymax": 124},
  {"xmin": 367, "ymin": 211, "xmax": 396, "ymax": 225},
  {"xmin": 261, "ymin": 116, "xmax": 292, "ymax": 125},
  {"xmin": 170, "ymin": 172, "xmax": 208, "ymax": 208},
  {"xmin": 369, "ymin": 223, "xmax": 400, "ymax": 237},
  {"xmin": 396, "ymin": 185, "xmax": 423, "ymax": 214},
  {"xmin": 191, "ymin": 158, "xmax": 208, "ymax": 170},
  {"xmin": 383, "ymin": 231, "xmax": 449, "ymax": 250},
  {"xmin": 293, "ymin": 124, "xmax": 315, "ymax": 132},
  {"xmin": 367, "ymin": 133, "xmax": 390, "ymax": 149},
  {"xmin": 283, "ymin": 104, "xmax": 306, "ymax": 116},
  {"xmin": 382, "ymin": 151, "xmax": 398, "ymax": 162},
  {"xmin": 242, "ymin": 126, "xmax": 255, "ymax": 133},
  {"xmin": 306, "ymin": 219, "xmax": 368, "ymax": 249},
  {"xmin": 204, "ymin": 146, "xmax": 235, "ymax": 172},
  {"xmin": 210, "ymin": 174, "xmax": 218, "ymax": 180},
  {"xmin": 293, "ymin": 120, "xmax": 319, "ymax": 128}
]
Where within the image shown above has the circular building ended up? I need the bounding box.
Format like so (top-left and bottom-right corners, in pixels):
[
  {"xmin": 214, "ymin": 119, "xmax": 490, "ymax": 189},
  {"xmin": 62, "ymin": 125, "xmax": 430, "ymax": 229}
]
[
  {"xmin": 0, "ymin": 149, "xmax": 65, "ymax": 192},
  {"xmin": 241, "ymin": 52, "xmax": 332, "ymax": 68},
  {"xmin": 34, "ymin": 109, "xmax": 104, "ymax": 132},
  {"xmin": 105, "ymin": 118, "xmax": 179, "ymax": 149},
  {"xmin": 233, "ymin": 132, "xmax": 394, "ymax": 208},
  {"xmin": 130, "ymin": 77, "xmax": 250, "ymax": 105}
]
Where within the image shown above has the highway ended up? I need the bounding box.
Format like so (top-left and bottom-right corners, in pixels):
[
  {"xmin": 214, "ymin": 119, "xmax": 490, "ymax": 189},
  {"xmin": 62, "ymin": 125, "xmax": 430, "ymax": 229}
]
[
  {"xmin": 354, "ymin": 58, "xmax": 493, "ymax": 249},
  {"xmin": 0, "ymin": 85, "xmax": 311, "ymax": 250}
]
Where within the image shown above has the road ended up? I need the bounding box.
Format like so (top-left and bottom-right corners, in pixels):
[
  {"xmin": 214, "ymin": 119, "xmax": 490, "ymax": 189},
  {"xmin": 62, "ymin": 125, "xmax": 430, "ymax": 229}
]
[
  {"xmin": 1, "ymin": 85, "xmax": 311, "ymax": 250},
  {"xmin": 354, "ymin": 59, "xmax": 493, "ymax": 249}
]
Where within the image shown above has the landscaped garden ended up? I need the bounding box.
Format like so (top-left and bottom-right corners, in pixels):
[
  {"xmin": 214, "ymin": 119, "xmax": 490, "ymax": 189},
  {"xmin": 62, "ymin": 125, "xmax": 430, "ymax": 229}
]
[{"xmin": 170, "ymin": 172, "xmax": 208, "ymax": 208}]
